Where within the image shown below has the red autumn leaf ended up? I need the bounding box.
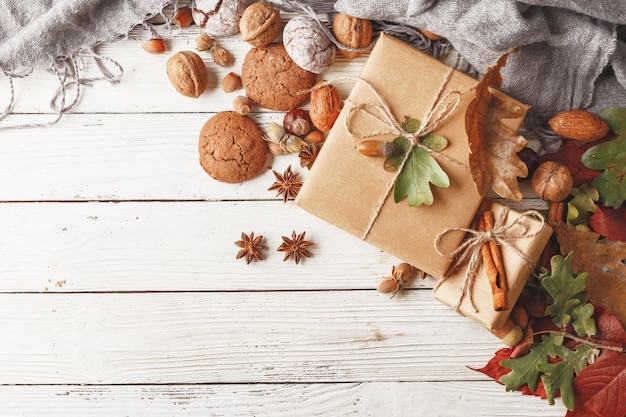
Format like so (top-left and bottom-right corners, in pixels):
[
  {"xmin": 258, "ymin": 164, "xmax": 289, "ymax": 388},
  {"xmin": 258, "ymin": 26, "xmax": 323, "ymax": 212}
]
[
  {"xmin": 566, "ymin": 354, "xmax": 626, "ymax": 417},
  {"xmin": 540, "ymin": 136, "xmax": 615, "ymax": 187},
  {"xmin": 593, "ymin": 305, "xmax": 626, "ymax": 355},
  {"xmin": 588, "ymin": 205, "xmax": 626, "ymax": 243},
  {"xmin": 472, "ymin": 346, "xmax": 548, "ymax": 399}
]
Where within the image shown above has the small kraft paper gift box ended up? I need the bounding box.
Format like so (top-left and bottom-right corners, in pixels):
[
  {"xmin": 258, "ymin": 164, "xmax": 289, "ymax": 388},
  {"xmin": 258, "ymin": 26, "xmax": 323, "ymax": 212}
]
[
  {"xmin": 296, "ymin": 33, "xmax": 529, "ymax": 279},
  {"xmin": 433, "ymin": 199, "xmax": 553, "ymax": 331}
]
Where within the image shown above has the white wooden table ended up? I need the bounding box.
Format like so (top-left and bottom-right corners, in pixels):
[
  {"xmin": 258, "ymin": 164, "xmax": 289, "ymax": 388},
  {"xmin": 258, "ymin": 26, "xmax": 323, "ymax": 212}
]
[{"xmin": 0, "ymin": 21, "xmax": 566, "ymax": 417}]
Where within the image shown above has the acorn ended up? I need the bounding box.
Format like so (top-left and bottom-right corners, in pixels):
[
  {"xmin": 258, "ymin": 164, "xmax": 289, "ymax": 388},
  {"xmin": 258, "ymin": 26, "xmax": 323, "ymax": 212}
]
[{"xmin": 357, "ymin": 140, "xmax": 400, "ymax": 158}]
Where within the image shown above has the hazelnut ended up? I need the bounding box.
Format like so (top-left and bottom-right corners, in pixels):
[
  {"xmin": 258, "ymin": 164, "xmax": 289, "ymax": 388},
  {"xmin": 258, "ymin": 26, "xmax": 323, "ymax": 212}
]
[
  {"xmin": 332, "ymin": 13, "xmax": 372, "ymax": 59},
  {"xmin": 267, "ymin": 141, "xmax": 288, "ymax": 155},
  {"xmin": 531, "ymin": 160, "xmax": 573, "ymax": 202},
  {"xmin": 142, "ymin": 38, "xmax": 165, "ymax": 54},
  {"xmin": 172, "ymin": 7, "xmax": 193, "ymax": 28},
  {"xmin": 309, "ymin": 81, "xmax": 341, "ymax": 132},
  {"xmin": 393, "ymin": 263, "xmax": 417, "ymax": 282},
  {"xmin": 233, "ymin": 95, "xmax": 252, "ymax": 115},
  {"xmin": 304, "ymin": 130, "xmax": 325, "ymax": 144},
  {"xmin": 195, "ymin": 33, "xmax": 212, "ymax": 51},
  {"xmin": 239, "ymin": 2, "xmax": 281, "ymax": 47},
  {"xmin": 166, "ymin": 51, "xmax": 208, "ymax": 98},
  {"xmin": 283, "ymin": 109, "xmax": 312, "ymax": 136},
  {"xmin": 222, "ymin": 72, "xmax": 242, "ymax": 93}
]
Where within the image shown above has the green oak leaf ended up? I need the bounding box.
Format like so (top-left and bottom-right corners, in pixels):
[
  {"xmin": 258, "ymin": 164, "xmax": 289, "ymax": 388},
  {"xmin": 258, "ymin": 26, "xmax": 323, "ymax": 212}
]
[
  {"xmin": 566, "ymin": 185, "xmax": 598, "ymax": 226},
  {"xmin": 581, "ymin": 107, "xmax": 626, "ymax": 208},
  {"xmin": 539, "ymin": 253, "xmax": 589, "ymax": 329},
  {"xmin": 570, "ymin": 295, "xmax": 596, "ymax": 337},
  {"xmin": 401, "ymin": 117, "xmax": 421, "ymax": 134},
  {"xmin": 388, "ymin": 119, "xmax": 450, "ymax": 207},
  {"xmin": 538, "ymin": 343, "xmax": 595, "ymax": 410},
  {"xmin": 500, "ymin": 333, "xmax": 563, "ymax": 392}
]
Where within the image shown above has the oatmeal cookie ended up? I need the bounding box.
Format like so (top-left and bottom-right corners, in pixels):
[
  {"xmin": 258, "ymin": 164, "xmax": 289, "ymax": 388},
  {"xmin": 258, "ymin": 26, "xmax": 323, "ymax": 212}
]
[
  {"xmin": 241, "ymin": 43, "xmax": 317, "ymax": 111},
  {"xmin": 198, "ymin": 111, "xmax": 267, "ymax": 183}
]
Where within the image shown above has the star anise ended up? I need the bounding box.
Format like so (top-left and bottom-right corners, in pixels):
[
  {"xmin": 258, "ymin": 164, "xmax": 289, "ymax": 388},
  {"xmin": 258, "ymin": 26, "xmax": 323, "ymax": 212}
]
[
  {"xmin": 299, "ymin": 143, "xmax": 322, "ymax": 170},
  {"xmin": 234, "ymin": 232, "xmax": 265, "ymax": 264},
  {"xmin": 276, "ymin": 230, "xmax": 313, "ymax": 264},
  {"xmin": 268, "ymin": 165, "xmax": 302, "ymax": 203}
]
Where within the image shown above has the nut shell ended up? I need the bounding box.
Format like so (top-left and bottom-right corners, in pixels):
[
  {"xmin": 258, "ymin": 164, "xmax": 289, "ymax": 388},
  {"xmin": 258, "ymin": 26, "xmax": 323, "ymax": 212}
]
[
  {"xmin": 222, "ymin": 72, "xmax": 242, "ymax": 92},
  {"xmin": 309, "ymin": 81, "xmax": 341, "ymax": 132},
  {"xmin": 332, "ymin": 13, "xmax": 372, "ymax": 59},
  {"xmin": 239, "ymin": 2, "xmax": 281, "ymax": 47},
  {"xmin": 283, "ymin": 15, "xmax": 335, "ymax": 74},
  {"xmin": 548, "ymin": 109, "xmax": 609, "ymax": 142},
  {"xmin": 142, "ymin": 38, "xmax": 165, "ymax": 54},
  {"xmin": 166, "ymin": 51, "xmax": 208, "ymax": 98},
  {"xmin": 531, "ymin": 160, "xmax": 573, "ymax": 202}
]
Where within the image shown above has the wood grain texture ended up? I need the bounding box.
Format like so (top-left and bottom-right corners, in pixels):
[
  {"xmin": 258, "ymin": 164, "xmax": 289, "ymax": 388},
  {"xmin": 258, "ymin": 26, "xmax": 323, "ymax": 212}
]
[
  {"xmin": 6, "ymin": 28, "xmax": 367, "ymax": 115},
  {"xmin": 0, "ymin": 10, "xmax": 565, "ymax": 417},
  {"xmin": 0, "ymin": 113, "xmax": 543, "ymax": 202},
  {"xmin": 0, "ymin": 383, "xmax": 565, "ymax": 417},
  {"xmin": 0, "ymin": 201, "xmax": 408, "ymax": 292},
  {"xmin": 0, "ymin": 291, "xmax": 502, "ymax": 384}
]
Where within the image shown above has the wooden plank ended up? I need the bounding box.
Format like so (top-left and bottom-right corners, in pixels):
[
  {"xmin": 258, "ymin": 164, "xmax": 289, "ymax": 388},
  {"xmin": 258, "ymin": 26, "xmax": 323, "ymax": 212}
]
[
  {"xmin": 0, "ymin": 112, "xmax": 545, "ymax": 202},
  {"xmin": 0, "ymin": 200, "xmax": 409, "ymax": 292},
  {"xmin": 0, "ymin": 200, "xmax": 547, "ymax": 292},
  {"xmin": 0, "ymin": 291, "xmax": 508, "ymax": 384},
  {"xmin": 0, "ymin": 112, "xmax": 304, "ymax": 202},
  {"xmin": 0, "ymin": 382, "xmax": 566, "ymax": 417},
  {"xmin": 6, "ymin": 27, "xmax": 368, "ymax": 115}
]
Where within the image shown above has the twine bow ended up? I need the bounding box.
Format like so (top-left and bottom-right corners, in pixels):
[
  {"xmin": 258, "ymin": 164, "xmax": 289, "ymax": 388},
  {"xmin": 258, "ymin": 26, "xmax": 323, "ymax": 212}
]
[
  {"xmin": 338, "ymin": 67, "xmax": 464, "ymax": 240},
  {"xmin": 433, "ymin": 207, "xmax": 546, "ymax": 312}
]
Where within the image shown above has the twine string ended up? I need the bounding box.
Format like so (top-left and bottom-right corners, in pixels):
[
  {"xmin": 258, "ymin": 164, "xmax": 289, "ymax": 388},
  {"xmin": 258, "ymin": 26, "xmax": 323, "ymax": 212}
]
[
  {"xmin": 339, "ymin": 67, "xmax": 463, "ymax": 240},
  {"xmin": 433, "ymin": 207, "xmax": 546, "ymax": 312}
]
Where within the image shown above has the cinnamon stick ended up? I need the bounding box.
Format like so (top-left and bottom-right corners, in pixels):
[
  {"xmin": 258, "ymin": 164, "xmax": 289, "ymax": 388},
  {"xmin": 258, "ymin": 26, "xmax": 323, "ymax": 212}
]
[{"xmin": 479, "ymin": 210, "xmax": 509, "ymax": 311}]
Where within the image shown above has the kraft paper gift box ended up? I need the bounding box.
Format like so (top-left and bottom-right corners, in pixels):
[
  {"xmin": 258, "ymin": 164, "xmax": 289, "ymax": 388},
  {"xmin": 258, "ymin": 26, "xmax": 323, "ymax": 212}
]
[
  {"xmin": 296, "ymin": 33, "xmax": 529, "ymax": 279},
  {"xmin": 433, "ymin": 199, "xmax": 553, "ymax": 330}
]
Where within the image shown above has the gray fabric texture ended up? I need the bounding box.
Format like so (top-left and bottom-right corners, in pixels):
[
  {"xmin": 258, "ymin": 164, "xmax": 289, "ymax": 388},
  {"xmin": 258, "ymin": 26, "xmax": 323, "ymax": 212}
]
[
  {"xmin": 0, "ymin": 0, "xmax": 168, "ymax": 127},
  {"xmin": 0, "ymin": 0, "xmax": 167, "ymax": 71},
  {"xmin": 333, "ymin": 0, "xmax": 626, "ymax": 120},
  {"xmin": 1, "ymin": 0, "xmax": 624, "ymax": 130}
]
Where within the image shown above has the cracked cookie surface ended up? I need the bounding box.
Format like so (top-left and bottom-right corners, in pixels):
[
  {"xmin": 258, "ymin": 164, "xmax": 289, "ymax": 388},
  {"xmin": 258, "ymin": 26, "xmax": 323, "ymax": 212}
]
[
  {"xmin": 241, "ymin": 43, "xmax": 317, "ymax": 111},
  {"xmin": 198, "ymin": 111, "xmax": 267, "ymax": 183}
]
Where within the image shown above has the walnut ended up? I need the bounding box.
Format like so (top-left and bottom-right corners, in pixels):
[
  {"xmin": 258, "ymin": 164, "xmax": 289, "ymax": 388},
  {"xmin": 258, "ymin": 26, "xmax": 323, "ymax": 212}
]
[
  {"xmin": 239, "ymin": 1, "xmax": 281, "ymax": 47},
  {"xmin": 531, "ymin": 161, "xmax": 573, "ymax": 202},
  {"xmin": 283, "ymin": 15, "xmax": 335, "ymax": 74},
  {"xmin": 332, "ymin": 13, "xmax": 372, "ymax": 59},
  {"xmin": 192, "ymin": 0, "xmax": 251, "ymax": 36},
  {"xmin": 166, "ymin": 51, "xmax": 208, "ymax": 98}
]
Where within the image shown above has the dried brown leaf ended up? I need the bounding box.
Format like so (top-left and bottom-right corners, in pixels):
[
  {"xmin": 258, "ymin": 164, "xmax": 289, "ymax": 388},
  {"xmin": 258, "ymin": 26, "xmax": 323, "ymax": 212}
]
[
  {"xmin": 465, "ymin": 48, "xmax": 528, "ymax": 200},
  {"xmin": 554, "ymin": 223, "xmax": 626, "ymax": 329}
]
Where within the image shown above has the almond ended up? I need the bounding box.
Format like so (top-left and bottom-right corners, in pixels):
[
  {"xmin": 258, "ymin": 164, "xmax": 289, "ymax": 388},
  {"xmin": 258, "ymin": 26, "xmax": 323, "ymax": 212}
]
[
  {"xmin": 309, "ymin": 81, "xmax": 341, "ymax": 132},
  {"xmin": 548, "ymin": 109, "xmax": 609, "ymax": 142}
]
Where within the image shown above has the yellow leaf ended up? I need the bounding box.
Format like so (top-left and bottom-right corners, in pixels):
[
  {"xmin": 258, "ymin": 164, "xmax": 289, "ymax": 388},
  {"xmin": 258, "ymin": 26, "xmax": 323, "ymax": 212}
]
[{"xmin": 465, "ymin": 48, "xmax": 528, "ymax": 200}]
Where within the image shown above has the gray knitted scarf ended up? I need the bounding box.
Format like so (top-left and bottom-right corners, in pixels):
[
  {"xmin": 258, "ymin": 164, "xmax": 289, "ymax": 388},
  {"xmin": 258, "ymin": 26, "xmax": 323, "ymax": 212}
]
[
  {"xmin": 2, "ymin": 0, "xmax": 625, "ymax": 149},
  {"xmin": 0, "ymin": 0, "xmax": 169, "ymax": 129}
]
